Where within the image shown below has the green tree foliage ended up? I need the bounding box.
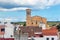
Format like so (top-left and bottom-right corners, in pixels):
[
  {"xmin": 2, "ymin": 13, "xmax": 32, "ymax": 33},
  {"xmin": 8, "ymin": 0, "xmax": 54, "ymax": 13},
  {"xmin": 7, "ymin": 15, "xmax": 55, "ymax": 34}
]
[
  {"xmin": 12, "ymin": 22, "xmax": 26, "ymax": 26},
  {"xmin": 23, "ymin": 23, "xmax": 26, "ymax": 26},
  {"xmin": 56, "ymin": 24, "xmax": 60, "ymax": 31}
]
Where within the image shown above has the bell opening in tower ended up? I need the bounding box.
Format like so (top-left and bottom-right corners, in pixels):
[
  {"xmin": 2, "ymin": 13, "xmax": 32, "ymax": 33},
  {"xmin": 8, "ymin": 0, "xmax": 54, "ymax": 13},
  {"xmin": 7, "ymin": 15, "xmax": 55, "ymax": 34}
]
[{"xmin": 26, "ymin": 9, "xmax": 31, "ymax": 16}]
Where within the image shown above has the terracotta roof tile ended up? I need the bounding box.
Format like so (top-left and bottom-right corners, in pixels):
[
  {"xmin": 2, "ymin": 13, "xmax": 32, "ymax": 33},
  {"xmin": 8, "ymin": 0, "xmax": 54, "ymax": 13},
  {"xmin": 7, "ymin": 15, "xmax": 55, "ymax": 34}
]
[
  {"xmin": 19, "ymin": 27, "xmax": 42, "ymax": 37},
  {"xmin": 42, "ymin": 27, "xmax": 58, "ymax": 36}
]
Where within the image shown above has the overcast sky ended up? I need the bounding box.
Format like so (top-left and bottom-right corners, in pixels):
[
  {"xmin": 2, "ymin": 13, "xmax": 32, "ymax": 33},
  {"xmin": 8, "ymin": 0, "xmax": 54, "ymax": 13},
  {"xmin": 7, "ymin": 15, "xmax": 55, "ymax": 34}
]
[{"xmin": 0, "ymin": 0, "xmax": 60, "ymax": 22}]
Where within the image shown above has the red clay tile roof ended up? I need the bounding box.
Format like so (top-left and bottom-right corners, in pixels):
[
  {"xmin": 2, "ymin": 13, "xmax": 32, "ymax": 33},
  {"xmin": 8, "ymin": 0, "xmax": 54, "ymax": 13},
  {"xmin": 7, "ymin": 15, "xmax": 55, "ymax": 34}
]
[
  {"xmin": 0, "ymin": 25, "xmax": 5, "ymax": 27},
  {"xmin": 19, "ymin": 26, "xmax": 58, "ymax": 36},
  {"xmin": 19, "ymin": 26, "xmax": 42, "ymax": 32},
  {"xmin": 19, "ymin": 27, "xmax": 42, "ymax": 37},
  {"xmin": 42, "ymin": 27, "xmax": 58, "ymax": 36}
]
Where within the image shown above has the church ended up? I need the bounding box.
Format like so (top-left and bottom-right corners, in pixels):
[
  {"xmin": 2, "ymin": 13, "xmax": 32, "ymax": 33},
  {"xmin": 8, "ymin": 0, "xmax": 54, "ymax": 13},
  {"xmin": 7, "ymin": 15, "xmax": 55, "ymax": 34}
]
[{"xmin": 26, "ymin": 9, "xmax": 48, "ymax": 27}]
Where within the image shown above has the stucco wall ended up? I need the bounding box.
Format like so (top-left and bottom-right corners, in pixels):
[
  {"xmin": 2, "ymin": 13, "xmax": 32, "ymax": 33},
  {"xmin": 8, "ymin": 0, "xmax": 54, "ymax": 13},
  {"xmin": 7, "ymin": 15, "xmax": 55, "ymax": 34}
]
[
  {"xmin": 34, "ymin": 37, "xmax": 44, "ymax": 40},
  {"xmin": 28, "ymin": 36, "xmax": 58, "ymax": 40},
  {"xmin": 44, "ymin": 36, "xmax": 58, "ymax": 40},
  {"xmin": 4, "ymin": 24, "xmax": 14, "ymax": 38}
]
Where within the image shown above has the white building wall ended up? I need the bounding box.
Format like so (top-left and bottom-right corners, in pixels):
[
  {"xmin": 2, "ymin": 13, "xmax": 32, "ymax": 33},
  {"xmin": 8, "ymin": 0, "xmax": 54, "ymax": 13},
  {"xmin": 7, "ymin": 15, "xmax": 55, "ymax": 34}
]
[
  {"xmin": 34, "ymin": 37, "xmax": 44, "ymax": 40},
  {"xmin": 44, "ymin": 36, "xmax": 58, "ymax": 40},
  {"xmin": 4, "ymin": 27, "xmax": 14, "ymax": 38},
  {"xmin": 0, "ymin": 19, "xmax": 15, "ymax": 38},
  {"xmin": 28, "ymin": 36, "xmax": 58, "ymax": 40},
  {"xmin": 4, "ymin": 22, "xmax": 14, "ymax": 38},
  {"xmin": 39, "ymin": 23, "xmax": 46, "ymax": 30},
  {"xmin": 0, "ymin": 20, "xmax": 4, "ymax": 25},
  {"xmin": 0, "ymin": 35, "xmax": 4, "ymax": 38}
]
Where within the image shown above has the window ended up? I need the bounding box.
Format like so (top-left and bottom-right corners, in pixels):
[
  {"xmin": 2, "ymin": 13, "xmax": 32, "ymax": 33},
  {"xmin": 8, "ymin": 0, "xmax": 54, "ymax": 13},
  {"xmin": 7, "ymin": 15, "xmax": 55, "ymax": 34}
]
[
  {"xmin": 31, "ymin": 37, "xmax": 35, "ymax": 40},
  {"xmin": 46, "ymin": 38, "xmax": 49, "ymax": 40},
  {"xmin": 39, "ymin": 35, "xmax": 43, "ymax": 37},
  {"xmin": 31, "ymin": 38, "xmax": 35, "ymax": 40},
  {"xmin": 27, "ymin": 13, "xmax": 30, "ymax": 15},
  {"xmin": 11, "ymin": 35, "xmax": 13, "ymax": 37},
  {"xmin": 1, "ymin": 28, "xmax": 5, "ymax": 32},
  {"xmin": 0, "ymin": 22, "xmax": 1, "ymax": 23},
  {"xmin": 4, "ymin": 22, "xmax": 7, "ymax": 24},
  {"xmin": 36, "ymin": 21, "xmax": 37, "ymax": 24},
  {"xmin": 32, "ymin": 22, "xmax": 33, "ymax": 24},
  {"xmin": 52, "ymin": 38, "xmax": 54, "ymax": 40}
]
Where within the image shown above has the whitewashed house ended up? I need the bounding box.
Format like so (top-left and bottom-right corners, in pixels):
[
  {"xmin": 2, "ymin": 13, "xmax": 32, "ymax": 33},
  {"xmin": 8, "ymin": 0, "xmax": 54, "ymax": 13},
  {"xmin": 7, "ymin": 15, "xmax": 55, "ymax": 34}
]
[
  {"xmin": 42, "ymin": 27, "xmax": 58, "ymax": 40},
  {"xmin": 28, "ymin": 22, "xmax": 58, "ymax": 40},
  {"xmin": 4, "ymin": 20, "xmax": 14, "ymax": 38},
  {"xmin": 0, "ymin": 19, "xmax": 14, "ymax": 40}
]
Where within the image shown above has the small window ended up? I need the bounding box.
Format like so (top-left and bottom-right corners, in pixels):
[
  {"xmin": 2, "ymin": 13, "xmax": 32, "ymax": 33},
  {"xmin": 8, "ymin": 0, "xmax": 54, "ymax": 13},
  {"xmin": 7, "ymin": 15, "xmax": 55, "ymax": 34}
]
[
  {"xmin": 31, "ymin": 38, "xmax": 35, "ymax": 40},
  {"xmin": 36, "ymin": 21, "xmax": 37, "ymax": 24},
  {"xmin": 28, "ymin": 23, "xmax": 29, "ymax": 24},
  {"xmin": 47, "ymin": 38, "xmax": 49, "ymax": 40},
  {"xmin": 32, "ymin": 22, "xmax": 33, "ymax": 24},
  {"xmin": 27, "ymin": 13, "xmax": 30, "ymax": 15},
  {"xmin": 1, "ymin": 28, "xmax": 5, "ymax": 32},
  {"xmin": 11, "ymin": 35, "xmax": 13, "ymax": 37},
  {"xmin": 4, "ymin": 22, "xmax": 7, "ymax": 24},
  {"xmin": 52, "ymin": 38, "xmax": 54, "ymax": 40},
  {"xmin": 39, "ymin": 35, "xmax": 43, "ymax": 37},
  {"xmin": 0, "ymin": 22, "xmax": 1, "ymax": 23}
]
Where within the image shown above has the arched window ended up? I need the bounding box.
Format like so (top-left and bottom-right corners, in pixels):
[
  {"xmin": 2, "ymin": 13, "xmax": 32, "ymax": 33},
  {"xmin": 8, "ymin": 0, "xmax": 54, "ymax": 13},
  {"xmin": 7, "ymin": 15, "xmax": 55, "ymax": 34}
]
[
  {"xmin": 32, "ymin": 22, "xmax": 33, "ymax": 24},
  {"xmin": 52, "ymin": 38, "xmax": 54, "ymax": 40},
  {"xmin": 46, "ymin": 38, "xmax": 49, "ymax": 40},
  {"xmin": 36, "ymin": 21, "xmax": 37, "ymax": 24},
  {"xmin": 1, "ymin": 28, "xmax": 5, "ymax": 32}
]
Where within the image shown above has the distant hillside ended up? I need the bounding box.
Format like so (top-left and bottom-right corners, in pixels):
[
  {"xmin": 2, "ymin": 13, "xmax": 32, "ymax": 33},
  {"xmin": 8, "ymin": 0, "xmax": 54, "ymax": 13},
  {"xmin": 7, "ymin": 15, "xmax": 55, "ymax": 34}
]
[
  {"xmin": 47, "ymin": 21, "xmax": 60, "ymax": 26},
  {"xmin": 12, "ymin": 22, "xmax": 26, "ymax": 26}
]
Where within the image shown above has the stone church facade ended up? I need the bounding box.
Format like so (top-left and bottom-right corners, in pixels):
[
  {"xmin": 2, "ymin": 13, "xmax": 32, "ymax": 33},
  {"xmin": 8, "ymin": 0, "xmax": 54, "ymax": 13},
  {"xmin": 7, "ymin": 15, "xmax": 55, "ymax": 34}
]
[{"xmin": 26, "ymin": 9, "xmax": 47, "ymax": 27}]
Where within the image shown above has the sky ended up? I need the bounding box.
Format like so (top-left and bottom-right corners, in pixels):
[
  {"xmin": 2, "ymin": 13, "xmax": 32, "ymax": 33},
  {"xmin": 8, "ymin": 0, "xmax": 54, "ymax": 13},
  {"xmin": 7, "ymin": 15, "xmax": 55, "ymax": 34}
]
[{"xmin": 0, "ymin": 0, "xmax": 60, "ymax": 22}]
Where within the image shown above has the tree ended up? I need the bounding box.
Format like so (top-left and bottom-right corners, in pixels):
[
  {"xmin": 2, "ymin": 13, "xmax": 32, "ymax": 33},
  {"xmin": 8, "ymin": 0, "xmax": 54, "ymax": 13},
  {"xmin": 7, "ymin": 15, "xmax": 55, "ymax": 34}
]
[
  {"xmin": 23, "ymin": 23, "xmax": 26, "ymax": 26},
  {"xmin": 56, "ymin": 24, "xmax": 60, "ymax": 31}
]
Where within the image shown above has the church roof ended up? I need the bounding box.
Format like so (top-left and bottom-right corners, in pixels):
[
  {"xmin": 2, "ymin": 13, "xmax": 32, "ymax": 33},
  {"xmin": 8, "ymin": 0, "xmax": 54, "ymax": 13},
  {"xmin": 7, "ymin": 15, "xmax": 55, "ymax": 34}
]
[
  {"xmin": 31, "ymin": 16, "xmax": 46, "ymax": 21},
  {"xmin": 32, "ymin": 16, "xmax": 46, "ymax": 19},
  {"xmin": 32, "ymin": 16, "xmax": 41, "ymax": 19}
]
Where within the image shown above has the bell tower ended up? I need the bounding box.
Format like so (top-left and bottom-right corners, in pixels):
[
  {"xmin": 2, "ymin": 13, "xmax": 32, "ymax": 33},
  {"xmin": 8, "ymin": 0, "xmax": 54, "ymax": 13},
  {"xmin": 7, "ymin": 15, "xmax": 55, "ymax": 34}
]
[
  {"xmin": 26, "ymin": 9, "xmax": 31, "ymax": 26},
  {"xmin": 26, "ymin": 9, "xmax": 31, "ymax": 19}
]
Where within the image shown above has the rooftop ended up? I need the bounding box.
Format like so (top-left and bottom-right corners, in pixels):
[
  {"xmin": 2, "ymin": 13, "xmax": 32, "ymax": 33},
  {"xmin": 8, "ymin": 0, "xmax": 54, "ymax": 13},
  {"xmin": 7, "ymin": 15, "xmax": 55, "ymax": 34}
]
[{"xmin": 42, "ymin": 27, "xmax": 58, "ymax": 36}]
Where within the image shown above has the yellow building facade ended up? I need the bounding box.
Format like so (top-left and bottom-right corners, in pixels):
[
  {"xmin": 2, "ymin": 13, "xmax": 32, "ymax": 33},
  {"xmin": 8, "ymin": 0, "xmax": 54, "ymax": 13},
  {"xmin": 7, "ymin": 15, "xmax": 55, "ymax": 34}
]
[{"xmin": 26, "ymin": 9, "xmax": 47, "ymax": 27}]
